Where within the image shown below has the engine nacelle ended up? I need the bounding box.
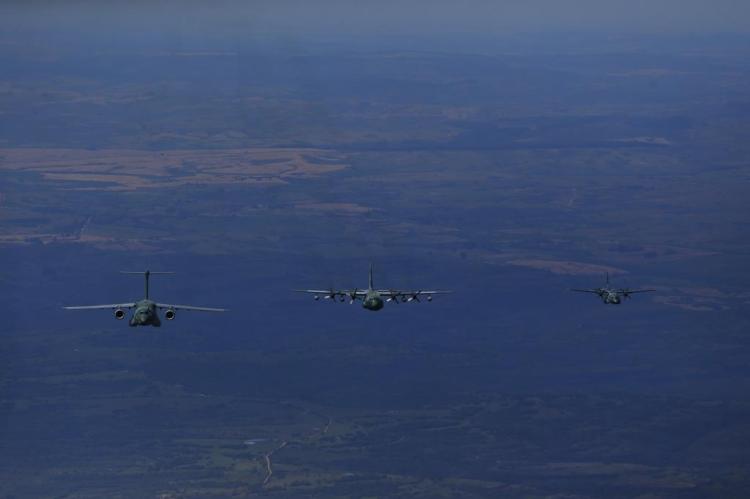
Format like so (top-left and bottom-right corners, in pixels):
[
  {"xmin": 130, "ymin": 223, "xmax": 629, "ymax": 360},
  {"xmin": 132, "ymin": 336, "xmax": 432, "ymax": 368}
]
[
  {"xmin": 164, "ymin": 309, "xmax": 176, "ymax": 320},
  {"xmin": 114, "ymin": 309, "xmax": 126, "ymax": 320}
]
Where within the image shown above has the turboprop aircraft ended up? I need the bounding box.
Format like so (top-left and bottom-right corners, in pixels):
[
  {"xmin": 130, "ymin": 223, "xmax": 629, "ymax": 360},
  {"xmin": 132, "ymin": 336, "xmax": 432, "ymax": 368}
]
[{"xmin": 295, "ymin": 264, "xmax": 451, "ymax": 311}]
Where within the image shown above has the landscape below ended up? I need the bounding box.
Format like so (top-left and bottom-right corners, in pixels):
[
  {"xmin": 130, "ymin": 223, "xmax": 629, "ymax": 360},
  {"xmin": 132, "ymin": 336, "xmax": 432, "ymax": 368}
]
[{"xmin": 1, "ymin": 31, "xmax": 749, "ymax": 497}]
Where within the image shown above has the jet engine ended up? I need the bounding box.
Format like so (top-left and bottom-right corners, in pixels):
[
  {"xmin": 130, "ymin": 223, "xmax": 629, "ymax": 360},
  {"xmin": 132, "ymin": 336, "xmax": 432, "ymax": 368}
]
[
  {"xmin": 114, "ymin": 309, "xmax": 126, "ymax": 320},
  {"xmin": 164, "ymin": 309, "xmax": 176, "ymax": 320}
]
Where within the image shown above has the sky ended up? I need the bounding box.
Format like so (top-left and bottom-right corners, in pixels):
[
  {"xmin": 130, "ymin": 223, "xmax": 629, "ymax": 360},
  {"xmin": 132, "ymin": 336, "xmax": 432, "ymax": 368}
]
[{"xmin": 2, "ymin": 0, "xmax": 750, "ymax": 38}]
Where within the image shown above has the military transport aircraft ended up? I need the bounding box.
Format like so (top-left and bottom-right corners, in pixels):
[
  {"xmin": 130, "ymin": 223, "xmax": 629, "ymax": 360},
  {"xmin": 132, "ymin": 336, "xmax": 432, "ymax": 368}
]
[
  {"xmin": 295, "ymin": 264, "xmax": 451, "ymax": 311},
  {"xmin": 64, "ymin": 270, "xmax": 226, "ymax": 326},
  {"xmin": 571, "ymin": 273, "xmax": 655, "ymax": 304}
]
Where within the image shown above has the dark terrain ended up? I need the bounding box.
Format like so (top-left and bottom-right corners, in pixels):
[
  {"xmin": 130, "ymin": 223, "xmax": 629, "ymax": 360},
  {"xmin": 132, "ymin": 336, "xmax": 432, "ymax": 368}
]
[{"xmin": 1, "ymin": 29, "xmax": 750, "ymax": 497}]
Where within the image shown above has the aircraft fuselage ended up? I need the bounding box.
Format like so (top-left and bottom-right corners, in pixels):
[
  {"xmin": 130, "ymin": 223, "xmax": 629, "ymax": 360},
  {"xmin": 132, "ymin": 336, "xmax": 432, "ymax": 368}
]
[
  {"xmin": 130, "ymin": 299, "xmax": 161, "ymax": 327},
  {"xmin": 362, "ymin": 290, "xmax": 384, "ymax": 311},
  {"xmin": 601, "ymin": 290, "xmax": 622, "ymax": 304}
]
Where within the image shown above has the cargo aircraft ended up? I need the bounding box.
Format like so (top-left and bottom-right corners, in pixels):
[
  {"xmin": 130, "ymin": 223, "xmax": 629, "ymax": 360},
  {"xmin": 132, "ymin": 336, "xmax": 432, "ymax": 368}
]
[
  {"xmin": 571, "ymin": 273, "xmax": 654, "ymax": 305},
  {"xmin": 295, "ymin": 264, "xmax": 450, "ymax": 311},
  {"xmin": 64, "ymin": 270, "xmax": 226, "ymax": 326}
]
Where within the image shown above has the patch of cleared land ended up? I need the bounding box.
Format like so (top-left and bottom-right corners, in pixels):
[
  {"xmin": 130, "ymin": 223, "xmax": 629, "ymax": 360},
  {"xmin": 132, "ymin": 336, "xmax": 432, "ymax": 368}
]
[
  {"xmin": 506, "ymin": 259, "xmax": 625, "ymax": 276},
  {"xmin": 0, "ymin": 148, "xmax": 348, "ymax": 190}
]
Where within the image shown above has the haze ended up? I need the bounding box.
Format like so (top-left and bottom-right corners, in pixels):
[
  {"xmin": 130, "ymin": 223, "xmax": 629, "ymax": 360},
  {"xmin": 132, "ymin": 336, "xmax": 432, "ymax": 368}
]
[{"xmin": 3, "ymin": 0, "xmax": 750, "ymax": 39}]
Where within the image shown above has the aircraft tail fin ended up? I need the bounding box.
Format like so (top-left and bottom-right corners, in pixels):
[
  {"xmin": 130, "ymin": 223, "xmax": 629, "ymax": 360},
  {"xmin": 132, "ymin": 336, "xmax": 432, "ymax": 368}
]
[
  {"xmin": 368, "ymin": 263, "xmax": 374, "ymax": 290},
  {"xmin": 120, "ymin": 270, "xmax": 174, "ymax": 299}
]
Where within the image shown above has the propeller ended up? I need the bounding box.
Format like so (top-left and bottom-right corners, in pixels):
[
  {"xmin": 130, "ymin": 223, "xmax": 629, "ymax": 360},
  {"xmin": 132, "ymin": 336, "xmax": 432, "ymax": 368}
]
[
  {"xmin": 324, "ymin": 288, "xmax": 338, "ymax": 302},
  {"xmin": 349, "ymin": 288, "xmax": 359, "ymax": 304},
  {"xmin": 386, "ymin": 290, "xmax": 400, "ymax": 303},
  {"xmin": 622, "ymin": 278, "xmax": 633, "ymax": 298},
  {"xmin": 407, "ymin": 291, "xmax": 421, "ymax": 303}
]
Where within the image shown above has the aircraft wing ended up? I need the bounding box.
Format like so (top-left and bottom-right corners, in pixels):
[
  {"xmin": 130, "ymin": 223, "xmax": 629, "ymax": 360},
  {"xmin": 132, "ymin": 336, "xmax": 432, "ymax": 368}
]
[
  {"xmin": 377, "ymin": 290, "xmax": 452, "ymax": 300},
  {"xmin": 620, "ymin": 289, "xmax": 656, "ymax": 294},
  {"xmin": 293, "ymin": 289, "xmax": 367, "ymax": 296},
  {"xmin": 570, "ymin": 288, "xmax": 601, "ymax": 294},
  {"xmin": 64, "ymin": 303, "xmax": 136, "ymax": 310},
  {"xmin": 156, "ymin": 303, "xmax": 227, "ymax": 312}
]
